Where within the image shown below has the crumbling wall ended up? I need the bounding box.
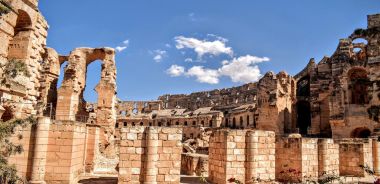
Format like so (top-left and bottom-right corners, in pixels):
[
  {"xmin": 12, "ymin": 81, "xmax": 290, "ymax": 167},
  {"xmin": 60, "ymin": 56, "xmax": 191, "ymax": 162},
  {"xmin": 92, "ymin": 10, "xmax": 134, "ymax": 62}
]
[
  {"xmin": 118, "ymin": 127, "xmax": 183, "ymax": 184},
  {"xmin": 56, "ymin": 48, "xmax": 117, "ymax": 128},
  {"xmin": 158, "ymin": 83, "xmax": 257, "ymax": 110},
  {"xmin": 338, "ymin": 139, "xmax": 373, "ymax": 177},
  {"xmin": 181, "ymin": 153, "xmax": 208, "ymax": 176}
]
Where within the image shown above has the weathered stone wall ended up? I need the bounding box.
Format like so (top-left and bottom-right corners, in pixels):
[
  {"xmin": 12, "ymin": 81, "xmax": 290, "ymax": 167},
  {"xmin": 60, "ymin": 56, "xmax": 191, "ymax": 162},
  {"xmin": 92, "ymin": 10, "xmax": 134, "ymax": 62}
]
[
  {"xmin": 181, "ymin": 153, "xmax": 208, "ymax": 176},
  {"xmin": 45, "ymin": 121, "xmax": 87, "ymax": 184},
  {"xmin": 208, "ymin": 129, "xmax": 275, "ymax": 184},
  {"xmin": 318, "ymin": 139, "xmax": 340, "ymax": 176},
  {"xmin": 158, "ymin": 83, "xmax": 257, "ymax": 111},
  {"xmin": 275, "ymin": 137, "xmax": 318, "ymax": 182},
  {"xmin": 118, "ymin": 127, "xmax": 182, "ymax": 184},
  {"xmin": 338, "ymin": 139, "xmax": 373, "ymax": 177}
]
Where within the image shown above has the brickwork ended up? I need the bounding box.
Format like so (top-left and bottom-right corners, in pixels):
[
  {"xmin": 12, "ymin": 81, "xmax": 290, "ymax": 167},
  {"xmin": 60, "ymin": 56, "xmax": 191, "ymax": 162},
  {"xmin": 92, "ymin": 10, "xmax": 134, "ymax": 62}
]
[
  {"xmin": 118, "ymin": 127, "xmax": 183, "ymax": 184},
  {"xmin": 318, "ymin": 139, "xmax": 340, "ymax": 176},
  {"xmin": 275, "ymin": 137, "xmax": 318, "ymax": 182},
  {"xmin": 208, "ymin": 129, "xmax": 275, "ymax": 184},
  {"xmin": 338, "ymin": 139, "xmax": 373, "ymax": 177}
]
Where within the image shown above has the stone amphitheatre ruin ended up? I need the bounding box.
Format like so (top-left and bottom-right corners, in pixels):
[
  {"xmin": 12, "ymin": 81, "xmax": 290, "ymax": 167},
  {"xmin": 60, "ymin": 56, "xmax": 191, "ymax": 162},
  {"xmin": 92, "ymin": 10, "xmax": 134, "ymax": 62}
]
[{"xmin": 1, "ymin": 0, "xmax": 380, "ymax": 184}]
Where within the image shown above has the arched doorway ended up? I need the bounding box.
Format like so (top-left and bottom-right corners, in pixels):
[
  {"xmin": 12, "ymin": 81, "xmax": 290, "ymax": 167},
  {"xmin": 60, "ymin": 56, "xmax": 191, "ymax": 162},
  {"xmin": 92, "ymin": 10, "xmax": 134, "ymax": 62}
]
[
  {"xmin": 351, "ymin": 127, "xmax": 371, "ymax": 138},
  {"xmin": 348, "ymin": 68, "xmax": 369, "ymax": 105},
  {"xmin": 296, "ymin": 101, "xmax": 311, "ymax": 135},
  {"xmin": 8, "ymin": 10, "xmax": 33, "ymax": 59}
]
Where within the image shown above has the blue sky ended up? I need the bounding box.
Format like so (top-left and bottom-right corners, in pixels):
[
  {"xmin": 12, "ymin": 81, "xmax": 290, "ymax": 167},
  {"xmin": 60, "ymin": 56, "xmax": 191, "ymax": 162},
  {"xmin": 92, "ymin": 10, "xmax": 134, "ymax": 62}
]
[{"xmin": 39, "ymin": 0, "xmax": 380, "ymax": 102}]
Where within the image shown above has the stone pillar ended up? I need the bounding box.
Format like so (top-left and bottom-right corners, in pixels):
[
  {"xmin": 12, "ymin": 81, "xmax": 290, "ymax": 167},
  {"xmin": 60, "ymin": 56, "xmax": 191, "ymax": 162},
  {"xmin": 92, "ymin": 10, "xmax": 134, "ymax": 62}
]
[
  {"xmin": 144, "ymin": 127, "xmax": 159, "ymax": 184},
  {"xmin": 245, "ymin": 130, "xmax": 275, "ymax": 182},
  {"xmin": 372, "ymin": 137, "xmax": 380, "ymax": 175},
  {"xmin": 29, "ymin": 117, "xmax": 51, "ymax": 184},
  {"xmin": 318, "ymin": 139, "xmax": 339, "ymax": 176}
]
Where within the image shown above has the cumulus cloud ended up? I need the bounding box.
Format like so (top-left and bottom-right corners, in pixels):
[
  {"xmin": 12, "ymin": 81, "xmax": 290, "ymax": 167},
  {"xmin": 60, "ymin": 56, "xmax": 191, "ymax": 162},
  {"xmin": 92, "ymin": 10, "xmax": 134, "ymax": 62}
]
[
  {"xmin": 186, "ymin": 66, "xmax": 219, "ymax": 84},
  {"xmin": 185, "ymin": 58, "xmax": 193, "ymax": 62},
  {"xmin": 219, "ymin": 55, "xmax": 270, "ymax": 83},
  {"xmin": 166, "ymin": 65, "xmax": 185, "ymax": 77},
  {"xmin": 174, "ymin": 36, "xmax": 233, "ymax": 58},
  {"xmin": 166, "ymin": 55, "xmax": 269, "ymax": 84},
  {"xmin": 152, "ymin": 49, "xmax": 167, "ymax": 62}
]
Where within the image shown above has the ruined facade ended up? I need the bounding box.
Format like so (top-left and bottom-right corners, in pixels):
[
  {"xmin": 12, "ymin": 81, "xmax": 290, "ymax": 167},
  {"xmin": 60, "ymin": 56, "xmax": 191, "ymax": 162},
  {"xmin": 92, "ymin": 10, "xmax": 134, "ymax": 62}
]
[{"xmin": 1, "ymin": 0, "xmax": 380, "ymax": 183}]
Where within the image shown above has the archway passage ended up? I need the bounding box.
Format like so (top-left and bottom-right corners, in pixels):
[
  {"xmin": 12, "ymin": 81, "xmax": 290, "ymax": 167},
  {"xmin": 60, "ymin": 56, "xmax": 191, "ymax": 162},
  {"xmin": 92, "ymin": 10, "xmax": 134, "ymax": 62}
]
[
  {"xmin": 296, "ymin": 101, "xmax": 311, "ymax": 135},
  {"xmin": 351, "ymin": 127, "xmax": 371, "ymax": 138},
  {"xmin": 296, "ymin": 76, "xmax": 310, "ymax": 97},
  {"xmin": 349, "ymin": 68, "xmax": 369, "ymax": 104}
]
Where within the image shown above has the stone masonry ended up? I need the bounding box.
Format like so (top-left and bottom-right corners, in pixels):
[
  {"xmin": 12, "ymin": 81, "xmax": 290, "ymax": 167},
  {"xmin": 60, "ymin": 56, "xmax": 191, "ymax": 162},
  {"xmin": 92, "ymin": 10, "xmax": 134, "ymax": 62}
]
[{"xmin": 118, "ymin": 127, "xmax": 182, "ymax": 184}]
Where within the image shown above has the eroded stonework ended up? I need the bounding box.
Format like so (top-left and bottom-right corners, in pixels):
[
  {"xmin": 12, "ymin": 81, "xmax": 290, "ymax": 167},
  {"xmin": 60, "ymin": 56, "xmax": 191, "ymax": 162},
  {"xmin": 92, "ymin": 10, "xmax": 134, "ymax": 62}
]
[{"xmin": 1, "ymin": 1, "xmax": 380, "ymax": 183}]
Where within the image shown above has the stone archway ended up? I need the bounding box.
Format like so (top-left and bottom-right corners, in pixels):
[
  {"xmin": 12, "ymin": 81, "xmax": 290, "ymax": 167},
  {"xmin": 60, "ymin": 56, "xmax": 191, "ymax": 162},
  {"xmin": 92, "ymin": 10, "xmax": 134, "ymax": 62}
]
[{"xmin": 56, "ymin": 48, "xmax": 117, "ymax": 127}]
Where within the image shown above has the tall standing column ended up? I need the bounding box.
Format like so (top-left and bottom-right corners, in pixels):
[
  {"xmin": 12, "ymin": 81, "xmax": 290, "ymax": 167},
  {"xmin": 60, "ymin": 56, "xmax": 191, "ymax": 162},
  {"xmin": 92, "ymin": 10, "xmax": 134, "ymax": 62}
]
[
  {"xmin": 372, "ymin": 137, "xmax": 380, "ymax": 175},
  {"xmin": 144, "ymin": 127, "xmax": 159, "ymax": 184},
  {"xmin": 29, "ymin": 117, "xmax": 51, "ymax": 184}
]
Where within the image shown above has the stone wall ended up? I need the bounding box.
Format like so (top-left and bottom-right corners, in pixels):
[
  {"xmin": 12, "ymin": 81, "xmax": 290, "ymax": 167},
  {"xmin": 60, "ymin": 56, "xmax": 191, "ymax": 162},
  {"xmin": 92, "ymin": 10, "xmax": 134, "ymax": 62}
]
[
  {"xmin": 338, "ymin": 139, "xmax": 373, "ymax": 177},
  {"xmin": 208, "ymin": 129, "xmax": 275, "ymax": 184},
  {"xmin": 275, "ymin": 137, "xmax": 319, "ymax": 182},
  {"xmin": 181, "ymin": 153, "xmax": 208, "ymax": 176},
  {"xmin": 118, "ymin": 127, "xmax": 183, "ymax": 184},
  {"xmin": 318, "ymin": 139, "xmax": 340, "ymax": 176}
]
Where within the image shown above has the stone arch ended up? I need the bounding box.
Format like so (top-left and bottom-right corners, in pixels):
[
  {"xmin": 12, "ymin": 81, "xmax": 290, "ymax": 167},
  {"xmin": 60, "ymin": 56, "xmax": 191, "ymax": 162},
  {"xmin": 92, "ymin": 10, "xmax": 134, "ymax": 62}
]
[
  {"xmin": 347, "ymin": 67, "xmax": 369, "ymax": 104},
  {"xmin": 296, "ymin": 75, "xmax": 310, "ymax": 97},
  {"xmin": 351, "ymin": 127, "xmax": 371, "ymax": 138},
  {"xmin": 56, "ymin": 48, "xmax": 117, "ymax": 127},
  {"xmin": 8, "ymin": 9, "xmax": 33, "ymax": 59}
]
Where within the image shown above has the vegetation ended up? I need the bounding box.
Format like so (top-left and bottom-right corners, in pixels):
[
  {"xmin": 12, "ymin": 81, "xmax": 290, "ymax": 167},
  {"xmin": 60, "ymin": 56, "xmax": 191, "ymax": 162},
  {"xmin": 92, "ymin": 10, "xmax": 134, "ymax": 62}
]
[
  {"xmin": 360, "ymin": 164, "xmax": 380, "ymax": 184},
  {"xmin": 354, "ymin": 28, "xmax": 379, "ymax": 38},
  {"xmin": 0, "ymin": 116, "xmax": 36, "ymax": 184},
  {"xmin": 0, "ymin": 59, "xmax": 30, "ymax": 86},
  {"xmin": 0, "ymin": 0, "xmax": 11, "ymax": 16}
]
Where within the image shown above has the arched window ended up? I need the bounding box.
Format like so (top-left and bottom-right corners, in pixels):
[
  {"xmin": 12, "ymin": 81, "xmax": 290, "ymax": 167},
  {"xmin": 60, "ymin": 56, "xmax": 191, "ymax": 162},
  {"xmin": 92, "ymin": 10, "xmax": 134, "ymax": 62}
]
[
  {"xmin": 176, "ymin": 121, "xmax": 179, "ymax": 126},
  {"xmin": 240, "ymin": 116, "xmax": 243, "ymax": 128},
  {"xmin": 184, "ymin": 121, "xmax": 188, "ymax": 126},
  {"xmin": 132, "ymin": 122, "xmax": 135, "ymax": 126},
  {"xmin": 115, "ymin": 123, "xmax": 119, "ymax": 128},
  {"xmin": 1, "ymin": 107, "xmax": 13, "ymax": 122},
  {"xmin": 140, "ymin": 122, "xmax": 143, "ymax": 126},
  {"xmin": 192, "ymin": 121, "xmax": 196, "ymax": 126},
  {"xmin": 201, "ymin": 121, "xmax": 205, "ymax": 127},
  {"xmin": 123, "ymin": 122, "xmax": 127, "ymax": 127},
  {"xmin": 149, "ymin": 122, "xmax": 152, "ymax": 126},
  {"xmin": 209, "ymin": 120, "xmax": 213, "ymax": 127},
  {"xmin": 247, "ymin": 115, "xmax": 250, "ymax": 127},
  {"xmin": 349, "ymin": 68, "xmax": 369, "ymax": 104},
  {"xmin": 158, "ymin": 122, "xmax": 162, "ymax": 127}
]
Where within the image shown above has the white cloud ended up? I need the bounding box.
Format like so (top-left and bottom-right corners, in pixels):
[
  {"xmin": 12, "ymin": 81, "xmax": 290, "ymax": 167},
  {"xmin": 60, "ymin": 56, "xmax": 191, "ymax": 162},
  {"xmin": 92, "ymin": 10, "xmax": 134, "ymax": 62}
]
[
  {"xmin": 166, "ymin": 65, "xmax": 185, "ymax": 77},
  {"xmin": 152, "ymin": 49, "xmax": 167, "ymax": 62},
  {"xmin": 174, "ymin": 36, "xmax": 233, "ymax": 58},
  {"xmin": 219, "ymin": 55, "xmax": 270, "ymax": 83},
  {"xmin": 185, "ymin": 58, "xmax": 193, "ymax": 62},
  {"xmin": 186, "ymin": 66, "xmax": 219, "ymax": 84},
  {"xmin": 123, "ymin": 39, "xmax": 130, "ymax": 46},
  {"xmin": 115, "ymin": 39, "xmax": 130, "ymax": 52},
  {"xmin": 165, "ymin": 43, "xmax": 171, "ymax": 48},
  {"xmin": 188, "ymin": 12, "xmax": 196, "ymax": 21},
  {"xmin": 166, "ymin": 55, "xmax": 269, "ymax": 84},
  {"xmin": 115, "ymin": 46, "xmax": 127, "ymax": 52}
]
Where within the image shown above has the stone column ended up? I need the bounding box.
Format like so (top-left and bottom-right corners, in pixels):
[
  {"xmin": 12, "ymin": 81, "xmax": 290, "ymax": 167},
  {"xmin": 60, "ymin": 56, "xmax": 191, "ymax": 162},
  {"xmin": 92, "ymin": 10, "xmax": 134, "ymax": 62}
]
[
  {"xmin": 245, "ymin": 130, "xmax": 258, "ymax": 181},
  {"xmin": 144, "ymin": 127, "xmax": 159, "ymax": 184},
  {"xmin": 372, "ymin": 137, "xmax": 380, "ymax": 175},
  {"xmin": 29, "ymin": 117, "xmax": 51, "ymax": 184}
]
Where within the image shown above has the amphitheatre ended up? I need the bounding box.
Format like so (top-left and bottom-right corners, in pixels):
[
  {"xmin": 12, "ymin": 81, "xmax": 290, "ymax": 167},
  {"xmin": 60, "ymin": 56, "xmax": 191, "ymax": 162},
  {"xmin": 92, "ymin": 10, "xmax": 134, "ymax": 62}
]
[{"xmin": 1, "ymin": 0, "xmax": 380, "ymax": 184}]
